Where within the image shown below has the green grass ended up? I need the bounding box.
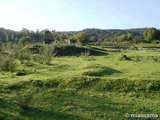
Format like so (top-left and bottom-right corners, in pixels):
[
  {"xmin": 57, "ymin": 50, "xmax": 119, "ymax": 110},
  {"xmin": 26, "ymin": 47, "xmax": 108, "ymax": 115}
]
[{"xmin": 0, "ymin": 48, "xmax": 160, "ymax": 120}]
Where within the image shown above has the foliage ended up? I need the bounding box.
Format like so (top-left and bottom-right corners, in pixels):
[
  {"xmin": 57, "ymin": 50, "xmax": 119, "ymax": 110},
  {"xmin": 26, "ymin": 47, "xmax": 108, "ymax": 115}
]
[
  {"xmin": 52, "ymin": 31, "xmax": 67, "ymax": 41},
  {"xmin": 1, "ymin": 42, "xmax": 24, "ymax": 55},
  {"xmin": 17, "ymin": 47, "xmax": 32, "ymax": 63},
  {"xmin": 118, "ymin": 33, "xmax": 133, "ymax": 42},
  {"xmin": 18, "ymin": 36, "xmax": 35, "ymax": 44},
  {"xmin": 118, "ymin": 34, "xmax": 127, "ymax": 42},
  {"xmin": 68, "ymin": 36, "xmax": 77, "ymax": 44},
  {"xmin": 82, "ymin": 28, "xmax": 145, "ymax": 43},
  {"xmin": 29, "ymin": 44, "xmax": 42, "ymax": 54},
  {"xmin": 69, "ymin": 32, "xmax": 88, "ymax": 45},
  {"xmin": 126, "ymin": 33, "xmax": 133, "ymax": 41},
  {"xmin": 0, "ymin": 56, "xmax": 19, "ymax": 72},
  {"xmin": 1, "ymin": 27, "xmax": 159, "ymax": 44},
  {"xmin": 143, "ymin": 28, "xmax": 160, "ymax": 42},
  {"xmin": 34, "ymin": 45, "xmax": 54, "ymax": 64}
]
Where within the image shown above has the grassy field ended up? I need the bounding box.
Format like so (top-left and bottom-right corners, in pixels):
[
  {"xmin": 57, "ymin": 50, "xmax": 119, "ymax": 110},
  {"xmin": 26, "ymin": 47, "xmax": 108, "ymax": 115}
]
[{"xmin": 0, "ymin": 46, "xmax": 160, "ymax": 120}]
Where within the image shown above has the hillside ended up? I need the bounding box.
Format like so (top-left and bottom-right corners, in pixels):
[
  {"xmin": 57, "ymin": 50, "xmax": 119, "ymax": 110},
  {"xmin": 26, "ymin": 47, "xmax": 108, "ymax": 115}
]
[{"xmin": 0, "ymin": 44, "xmax": 160, "ymax": 119}]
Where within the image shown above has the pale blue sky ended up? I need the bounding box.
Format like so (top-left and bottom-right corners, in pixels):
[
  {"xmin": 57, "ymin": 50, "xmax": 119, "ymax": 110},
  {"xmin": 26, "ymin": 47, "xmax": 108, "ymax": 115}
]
[{"xmin": 0, "ymin": 0, "xmax": 160, "ymax": 31}]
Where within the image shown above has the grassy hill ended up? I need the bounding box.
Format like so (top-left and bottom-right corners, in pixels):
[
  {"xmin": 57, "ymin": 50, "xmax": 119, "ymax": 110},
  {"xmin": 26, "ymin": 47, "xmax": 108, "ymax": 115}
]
[{"xmin": 0, "ymin": 45, "xmax": 160, "ymax": 120}]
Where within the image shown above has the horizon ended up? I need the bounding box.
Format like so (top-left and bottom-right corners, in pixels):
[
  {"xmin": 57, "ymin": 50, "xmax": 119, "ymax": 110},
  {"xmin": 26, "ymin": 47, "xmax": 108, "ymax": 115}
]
[
  {"xmin": 0, "ymin": 0, "xmax": 160, "ymax": 31},
  {"xmin": 0, "ymin": 26, "xmax": 152, "ymax": 32}
]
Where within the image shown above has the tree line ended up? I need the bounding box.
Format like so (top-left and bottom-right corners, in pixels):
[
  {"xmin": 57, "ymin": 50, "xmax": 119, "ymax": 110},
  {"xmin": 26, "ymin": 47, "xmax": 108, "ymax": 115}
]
[{"xmin": 0, "ymin": 27, "xmax": 160, "ymax": 45}]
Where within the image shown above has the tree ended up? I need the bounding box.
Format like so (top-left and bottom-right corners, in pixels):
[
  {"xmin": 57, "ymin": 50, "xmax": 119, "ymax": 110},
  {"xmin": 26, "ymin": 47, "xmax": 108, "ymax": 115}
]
[
  {"xmin": 18, "ymin": 36, "xmax": 35, "ymax": 45},
  {"xmin": 118, "ymin": 34, "xmax": 127, "ymax": 42},
  {"xmin": 4, "ymin": 31, "xmax": 9, "ymax": 41},
  {"xmin": 34, "ymin": 29, "xmax": 40, "ymax": 42},
  {"xmin": 68, "ymin": 35, "xmax": 77, "ymax": 45},
  {"xmin": 156, "ymin": 30, "xmax": 160, "ymax": 40},
  {"xmin": 73, "ymin": 32, "xmax": 88, "ymax": 45},
  {"xmin": 90, "ymin": 36, "xmax": 98, "ymax": 42},
  {"xmin": 143, "ymin": 28, "xmax": 159, "ymax": 42},
  {"xmin": 11, "ymin": 33, "xmax": 15, "ymax": 41},
  {"xmin": 66, "ymin": 33, "xmax": 73, "ymax": 39},
  {"xmin": 126, "ymin": 33, "xmax": 133, "ymax": 41},
  {"xmin": 52, "ymin": 32, "xmax": 66, "ymax": 41}
]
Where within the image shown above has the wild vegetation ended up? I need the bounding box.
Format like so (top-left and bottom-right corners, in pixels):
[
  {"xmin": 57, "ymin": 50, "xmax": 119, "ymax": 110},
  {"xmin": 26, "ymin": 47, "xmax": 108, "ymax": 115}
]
[
  {"xmin": 0, "ymin": 27, "xmax": 160, "ymax": 45},
  {"xmin": 0, "ymin": 27, "xmax": 160, "ymax": 120}
]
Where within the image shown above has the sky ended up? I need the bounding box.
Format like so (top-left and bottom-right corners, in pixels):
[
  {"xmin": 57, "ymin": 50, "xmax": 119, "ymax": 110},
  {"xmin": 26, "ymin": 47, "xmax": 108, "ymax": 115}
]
[{"xmin": 0, "ymin": 0, "xmax": 160, "ymax": 31}]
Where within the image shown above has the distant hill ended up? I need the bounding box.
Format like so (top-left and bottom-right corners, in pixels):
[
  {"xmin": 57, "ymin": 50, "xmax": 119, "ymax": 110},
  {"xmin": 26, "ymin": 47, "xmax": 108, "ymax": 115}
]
[
  {"xmin": 0, "ymin": 27, "xmax": 151, "ymax": 43},
  {"xmin": 81, "ymin": 28, "xmax": 148, "ymax": 42}
]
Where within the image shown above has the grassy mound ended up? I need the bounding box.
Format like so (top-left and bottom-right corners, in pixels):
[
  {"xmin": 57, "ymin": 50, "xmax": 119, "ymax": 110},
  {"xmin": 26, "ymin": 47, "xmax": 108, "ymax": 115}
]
[
  {"xmin": 5, "ymin": 77, "xmax": 160, "ymax": 94},
  {"xmin": 0, "ymin": 48, "xmax": 160, "ymax": 120},
  {"xmin": 53, "ymin": 45, "xmax": 107, "ymax": 56},
  {"xmin": 83, "ymin": 64, "xmax": 122, "ymax": 77},
  {"xmin": 1, "ymin": 77, "xmax": 159, "ymax": 120},
  {"xmin": 20, "ymin": 45, "xmax": 107, "ymax": 56}
]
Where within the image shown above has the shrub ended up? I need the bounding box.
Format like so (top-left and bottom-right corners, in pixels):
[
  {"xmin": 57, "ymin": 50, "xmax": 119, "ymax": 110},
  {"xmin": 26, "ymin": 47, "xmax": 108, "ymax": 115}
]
[
  {"xmin": 18, "ymin": 36, "xmax": 35, "ymax": 45},
  {"xmin": 17, "ymin": 48, "xmax": 32, "ymax": 63},
  {"xmin": 1, "ymin": 42, "xmax": 23, "ymax": 55},
  {"xmin": 29, "ymin": 44, "xmax": 42, "ymax": 54},
  {"xmin": 34, "ymin": 45, "xmax": 54, "ymax": 64},
  {"xmin": 0, "ymin": 57, "xmax": 19, "ymax": 72},
  {"xmin": 33, "ymin": 54, "xmax": 45, "ymax": 64}
]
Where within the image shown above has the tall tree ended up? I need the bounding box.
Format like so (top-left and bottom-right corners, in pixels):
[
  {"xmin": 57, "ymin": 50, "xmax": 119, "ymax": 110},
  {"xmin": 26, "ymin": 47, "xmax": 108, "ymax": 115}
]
[
  {"xmin": 73, "ymin": 32, "xmax": 88, "ymax": 45},
  {"xmin": 143, "ymin": 28, "xmax": 159, "ymax": 42}
]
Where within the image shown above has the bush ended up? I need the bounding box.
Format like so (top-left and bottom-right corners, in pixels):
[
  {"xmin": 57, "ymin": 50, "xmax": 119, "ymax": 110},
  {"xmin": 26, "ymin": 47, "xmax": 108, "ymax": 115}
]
[
  {"xmin": 29, "ymin": 45, "xmax": 42, "ymax": 54},
  {"xmin": 17, "ymin": 48, "xmax": 32, "ymax": 63},
  {"xmin": 0, "ymin": 57, "xmax": 19, "ymax": 72},
  {"xmin": 152, "ymin": 40, "xmax": 160, "ymax": 44},
  {"xmin": 34, "ymin": 45, "xmax": 54, "ymax": 64}
]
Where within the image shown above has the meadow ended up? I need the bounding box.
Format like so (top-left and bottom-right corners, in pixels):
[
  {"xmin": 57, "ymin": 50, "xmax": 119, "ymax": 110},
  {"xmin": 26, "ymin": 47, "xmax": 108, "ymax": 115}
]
[{"xmin": 0, "ymin": 45, "xmax": 160, "ymax": 120}]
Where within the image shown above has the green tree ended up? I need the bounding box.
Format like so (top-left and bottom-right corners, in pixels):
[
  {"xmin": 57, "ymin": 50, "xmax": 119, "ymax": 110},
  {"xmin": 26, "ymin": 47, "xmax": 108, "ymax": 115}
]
[
  {"xmin": 74, "ymin": 32, "xmax": 88, "ymax": 45},
  {"xmin": 90, "ymin": 36, "xmax": 98, "ymax": 42},
  {"xmin": 66, "ymin": 33, "xmax": 73, "ymax": 39},
  {"xmin": 126, "ymin": 33, "xmax": 133, "ymax": 41},
  {"xmin": 118, "ymin": 34, "xmax": 127, "ymax": 42},
  {"xmin": 68, "ymin": 35, "xmax": 76, "ymax": 42},
  {"xmin": 18, "ymin": 36, "xmax": 35, "ymax": 44},
  {"xmin": 52, "ymin": 32, "xmax": 66, "ymax": 41},
  {"xmin": 143, "ymin": 28, "xmax": 159, "ymax": 42}
]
